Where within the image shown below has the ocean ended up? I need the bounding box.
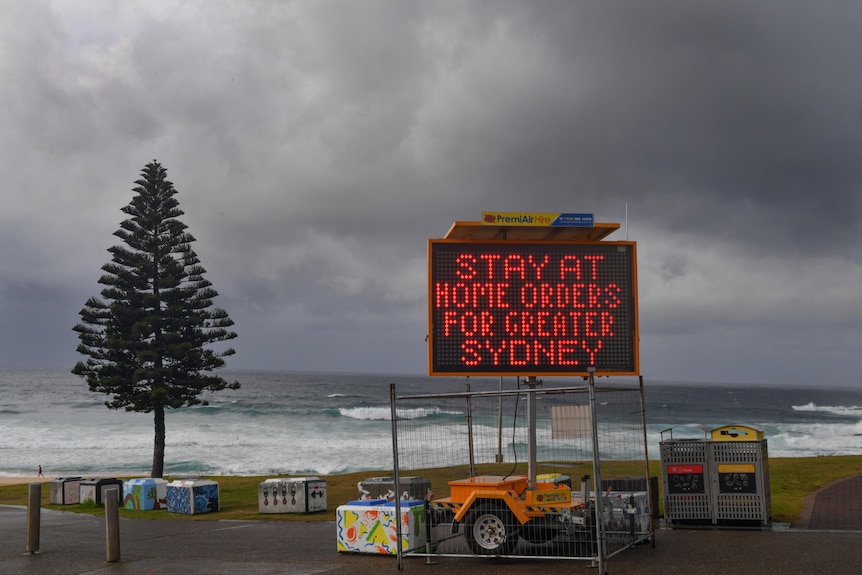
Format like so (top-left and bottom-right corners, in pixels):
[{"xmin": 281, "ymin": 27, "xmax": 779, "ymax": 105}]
[{"xmin": 1, "ymin": 367, "xmax": 860, "ymax": 478}]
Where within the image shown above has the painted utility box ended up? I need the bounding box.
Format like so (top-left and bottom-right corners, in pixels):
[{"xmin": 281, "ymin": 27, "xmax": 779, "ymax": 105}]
[
  {"xmin": 79, "ymin": 478, "xmax": 123, "ymax": 505},
  {"xmin": 711, "ymin": 425, "xmax": 771, "ymax": 526},
  {"xmin": 336, "ymin": 500, "xmax": 427, "ymax": 554},
  {"xmin": 357, "ymin": 476, "xmax": 432, "ymax": 502},
  {"xmin": 258, "ymin": 477, "xmax": 327, "ymax": 514},
  {"xmin": 166, "ymin": 479, "xmax": 220, "ymax": 515},
  {"xmin": 123, "ymin": 478, "xmax": 168, "ymax": 510},
  {"xmin": 49, "ymin": 477, "xmax": 84, "ymax": 505}
]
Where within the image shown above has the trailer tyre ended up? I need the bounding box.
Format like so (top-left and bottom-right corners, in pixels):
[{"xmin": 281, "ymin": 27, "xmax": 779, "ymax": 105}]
[{"xmin": 465, "ymin": 502, "xmax": 519, "ymax": 555}]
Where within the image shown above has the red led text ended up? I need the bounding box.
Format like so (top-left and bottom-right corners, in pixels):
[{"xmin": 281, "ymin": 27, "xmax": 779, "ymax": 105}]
[{"xmin": 430, "ymin": 244, "xmax": 637, "ymax": 374}]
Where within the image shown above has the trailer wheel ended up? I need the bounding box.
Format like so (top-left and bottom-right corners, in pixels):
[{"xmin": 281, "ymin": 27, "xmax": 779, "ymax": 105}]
[{"xmin": 464, "ymin": 502, "xmax": 519, "ymax": 555}]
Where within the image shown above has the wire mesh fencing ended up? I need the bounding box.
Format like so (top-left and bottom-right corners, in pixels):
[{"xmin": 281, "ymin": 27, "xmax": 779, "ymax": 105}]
[{"xmin": 389, "ymin": 379, "xmax": 653, "ymax": 563}]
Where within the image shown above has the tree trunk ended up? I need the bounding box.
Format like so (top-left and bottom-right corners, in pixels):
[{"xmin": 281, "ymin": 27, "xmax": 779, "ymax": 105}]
[{"xmin": 152, "ymin": 404, "xmax": 166, "ymax": 478}]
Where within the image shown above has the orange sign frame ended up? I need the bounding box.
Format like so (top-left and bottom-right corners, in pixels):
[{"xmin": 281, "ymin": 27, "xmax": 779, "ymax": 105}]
[{"xmin": 428, "ymin": 239, "xmax": 639, "ymax": 377}]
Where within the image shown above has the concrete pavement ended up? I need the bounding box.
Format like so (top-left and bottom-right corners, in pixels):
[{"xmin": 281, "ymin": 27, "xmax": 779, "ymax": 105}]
[{"xmin": 2, "ymin": 474, "xmax": 862, "ymax": 575}]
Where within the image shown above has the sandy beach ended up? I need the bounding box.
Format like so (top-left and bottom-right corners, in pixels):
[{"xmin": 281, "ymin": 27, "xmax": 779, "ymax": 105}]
[
  {"xmin": 0, "ymin": 476, "xmax": 53, "ymax": 488},
  {"xmin": 0, "ymin": 473, "xmax": 149, "ymax": 488}
]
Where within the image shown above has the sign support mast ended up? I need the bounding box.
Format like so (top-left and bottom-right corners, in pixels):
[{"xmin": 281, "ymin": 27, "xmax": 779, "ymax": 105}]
[{"xmin": 525, "ymin": 375, "xmax": 540, "ymax": 490}]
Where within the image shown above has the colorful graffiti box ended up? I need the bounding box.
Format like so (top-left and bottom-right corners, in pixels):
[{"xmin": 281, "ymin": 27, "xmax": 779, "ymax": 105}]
[
  {"xmin": 336, "ymin": 500, "xmax": 427, "ymax": 554},
  {"xmin": 49, "ymin": 477, "xmax": 84, "ymax": 505},
  {"xmin": 166, "ymin": 479, "xmax": 220, "ymax": 515},
  {"xmin": 258, "ymin": 477, "xmax": 327, "ymax": 514},
  {"xmin": 123, "ymin": 478, "xmax": 168, "ymax": 511},
  {"xmin": 357, "ymin": 476, "xmax": 432, "ymax": 502},
  {"xmin": 79, "ymin": 478, "xmax": 123, "ymax": 505}
]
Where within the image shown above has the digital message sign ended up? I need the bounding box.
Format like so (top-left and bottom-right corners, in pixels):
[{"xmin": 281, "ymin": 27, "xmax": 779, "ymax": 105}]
[{"xmin": 428, "ymin": 240, "xmax": 638, "ymax": 376}]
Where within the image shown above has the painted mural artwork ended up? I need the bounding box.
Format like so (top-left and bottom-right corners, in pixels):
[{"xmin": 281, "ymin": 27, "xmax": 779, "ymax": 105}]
[
  {"xmin": 79, "ymin": 479, "xmax": 123, "ymax": 505},
  {"xmin": 49, "ymin": 477, "xmax": 83, "ymax": 505},
  {"xmin": 258, "ymin": 477, "xmax": 327, "ymax": 514},
  {"xmin": 336, "ymin": 501, "xmax": 427, "ymax": 554},
  {"xmin": 261, "ymin": 481, "xmax": 288, "ymax": 507},
  {"xmin": 123, "ymin": 478, "xmax": 168, "ymax": 511},
  {"xmin": 166, "ymin": 481, "xmax": 220, "ymax": 515}
]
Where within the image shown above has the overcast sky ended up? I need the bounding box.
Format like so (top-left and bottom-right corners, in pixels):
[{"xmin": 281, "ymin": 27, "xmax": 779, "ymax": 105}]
[{"xmin": 2, "ymin": 0, "xmax": 861, "ymax": 387}]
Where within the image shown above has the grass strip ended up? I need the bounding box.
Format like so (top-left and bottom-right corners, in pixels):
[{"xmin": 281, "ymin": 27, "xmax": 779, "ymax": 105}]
[{"xmin": 1, "ymin": 456, "xmax": 859, "ymax": 524}]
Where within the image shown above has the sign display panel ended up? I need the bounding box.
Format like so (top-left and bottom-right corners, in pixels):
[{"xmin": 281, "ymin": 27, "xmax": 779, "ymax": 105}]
[
  {"xmin": 717, "ymin": 464, "xmax": 758, "ymax": 494},
  {"xmin": 428, "ymin": 240, "xmax": 638, "ymax": 376},
  {"xmin": 666, "ymin": 464, "xmax": 706, "ymax": 494}
]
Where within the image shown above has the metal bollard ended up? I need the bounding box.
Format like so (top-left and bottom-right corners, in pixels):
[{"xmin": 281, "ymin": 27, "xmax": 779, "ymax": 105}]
[
  {"xmin": 26, "ymin": 483, "xmax": 41, "ymax": 554},
  {"xmin": 104, "ymin": 487, "xmax": 121, "ymax": 562}
]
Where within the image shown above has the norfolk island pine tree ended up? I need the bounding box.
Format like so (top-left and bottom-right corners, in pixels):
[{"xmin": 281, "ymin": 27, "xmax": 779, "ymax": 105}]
[{"xmin": 73, "ymin": 160, "xmax": 239, "ymax": 478}]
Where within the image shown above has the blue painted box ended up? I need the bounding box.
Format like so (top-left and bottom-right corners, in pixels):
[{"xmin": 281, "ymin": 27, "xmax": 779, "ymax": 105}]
[
  {"xmin": 123, "ymin": 478, "xmax": 168, "ymax": 510},
  {"xmin": 166, "ymin": 479, "xmax": 220, "ymax": 515}
]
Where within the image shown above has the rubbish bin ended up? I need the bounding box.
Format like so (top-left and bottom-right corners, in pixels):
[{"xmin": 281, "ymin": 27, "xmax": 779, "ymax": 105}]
[
  {"xmin": 660, "ymin": 437, "xmax": 713, "ymax": 525},
  {"xmin": 710, "ymin": 425, "xmax": 771, "ymax": 526}
]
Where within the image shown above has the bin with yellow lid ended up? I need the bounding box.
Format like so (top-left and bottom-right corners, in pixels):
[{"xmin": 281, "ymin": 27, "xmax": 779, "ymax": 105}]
[
  {"xmin": 710, "ymin": 424, "xmax": 770, "ymax": 526},
  {"xmin": 711, "ymin": 425, "xmax": 765, "ymax": 441}
]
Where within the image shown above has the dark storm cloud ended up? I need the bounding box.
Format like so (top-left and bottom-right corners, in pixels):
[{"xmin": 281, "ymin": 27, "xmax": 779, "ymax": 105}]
[{"xmin": 1, "ymin": 0, "xmax": 860, "ymax": 384}]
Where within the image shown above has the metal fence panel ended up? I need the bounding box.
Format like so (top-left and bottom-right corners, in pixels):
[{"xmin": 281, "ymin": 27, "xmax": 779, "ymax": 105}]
[{"xmin": 391, "ymin": 381, "xmax": 652, "ymax": 564}]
